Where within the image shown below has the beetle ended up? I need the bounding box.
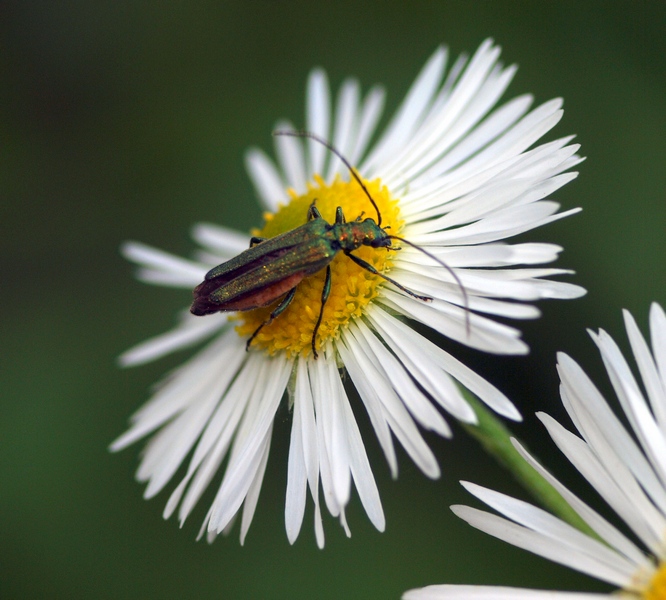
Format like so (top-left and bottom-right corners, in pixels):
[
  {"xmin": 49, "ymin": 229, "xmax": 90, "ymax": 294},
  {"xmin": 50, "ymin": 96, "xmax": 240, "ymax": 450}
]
[{"xmin": 191, "ymin": 131, "xmax": 468, "ymax": 358}]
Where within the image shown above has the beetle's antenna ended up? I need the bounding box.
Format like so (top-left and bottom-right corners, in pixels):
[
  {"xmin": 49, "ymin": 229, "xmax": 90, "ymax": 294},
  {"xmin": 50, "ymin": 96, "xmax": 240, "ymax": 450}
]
[
  {"xmin": 273, "ymin": 130, "xmax": 382, "ymax": 227},
  {"xmin": 387, "ymin": 235, "xmax": 471, "ymax": 337}
]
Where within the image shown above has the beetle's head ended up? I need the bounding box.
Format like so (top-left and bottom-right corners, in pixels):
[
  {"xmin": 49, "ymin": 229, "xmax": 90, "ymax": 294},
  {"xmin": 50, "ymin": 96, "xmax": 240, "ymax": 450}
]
[
  {"xmin": 368, "ymin": 237, "xmax": 392, "ymax": 249},
  {"xmin": 361, "ymin": 219, "xmax": 392, "ymax": 248}
]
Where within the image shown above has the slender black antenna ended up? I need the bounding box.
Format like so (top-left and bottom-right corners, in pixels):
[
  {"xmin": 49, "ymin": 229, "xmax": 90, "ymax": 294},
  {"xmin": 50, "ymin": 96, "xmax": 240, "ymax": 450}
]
[
  {"xmin": 388, "ymin": 235, "xmax": 471, "ymax": 337},
  {"xmin": 273, "ymin": 130, "xmax": 382, "ymax": 227}
]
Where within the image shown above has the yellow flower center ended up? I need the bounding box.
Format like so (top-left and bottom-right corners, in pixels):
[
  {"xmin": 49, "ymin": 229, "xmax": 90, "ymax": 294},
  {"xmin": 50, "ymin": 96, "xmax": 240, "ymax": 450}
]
[
  {"xmin": 234, "ymin": 175, "xmax": 402, "ymax": 358},
  {"xmin": 643, "ymin": 562, "xmax": 666, "ymax": 600}
]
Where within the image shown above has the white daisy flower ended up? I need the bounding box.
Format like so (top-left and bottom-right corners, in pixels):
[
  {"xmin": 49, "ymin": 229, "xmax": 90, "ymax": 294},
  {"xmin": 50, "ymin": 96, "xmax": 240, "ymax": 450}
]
[
  {"xmin": 112, "ymin": 39, "xmax": 585, "ymax": 547},
  {"xmin": 404, "ymin": 303, "xmax": 666, "ymax": 599}
]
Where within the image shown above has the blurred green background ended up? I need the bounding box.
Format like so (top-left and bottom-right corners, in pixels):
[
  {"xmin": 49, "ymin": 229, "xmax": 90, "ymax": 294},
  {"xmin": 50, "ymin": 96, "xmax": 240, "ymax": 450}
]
[{"xmin": 2, "ymin": 2, "xmax": 665, "ymax": 599}]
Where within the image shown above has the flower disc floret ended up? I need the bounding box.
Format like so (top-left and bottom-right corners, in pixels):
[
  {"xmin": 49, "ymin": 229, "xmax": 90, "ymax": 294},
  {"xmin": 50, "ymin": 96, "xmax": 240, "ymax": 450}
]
[{"xmin": 644, "ymin": 564, "xmax": 666, "ymax": 600}]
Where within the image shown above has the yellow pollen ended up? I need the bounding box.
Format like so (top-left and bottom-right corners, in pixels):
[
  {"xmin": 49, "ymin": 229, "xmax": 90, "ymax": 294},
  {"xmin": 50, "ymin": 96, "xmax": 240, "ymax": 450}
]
[
  {"xmin": 234, "ymin": 174, "xmax": 403, "ymax": 358},
  {"xmin": 643, "ymin": 563, "xmax": 666, "ymax": 600}
]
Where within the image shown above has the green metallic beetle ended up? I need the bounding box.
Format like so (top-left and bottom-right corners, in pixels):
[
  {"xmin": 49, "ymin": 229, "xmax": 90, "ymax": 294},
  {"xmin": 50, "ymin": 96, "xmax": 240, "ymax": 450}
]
[{"xmin": 191, "ymin": 131, "xmax": 467, "ymax": 358}]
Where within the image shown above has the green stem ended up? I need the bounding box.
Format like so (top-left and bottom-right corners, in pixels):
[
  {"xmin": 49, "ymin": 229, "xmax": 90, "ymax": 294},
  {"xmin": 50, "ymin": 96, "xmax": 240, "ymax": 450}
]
[{"xmin": 461, "ymin": 391, "xmax": 597, "ymax": 539}]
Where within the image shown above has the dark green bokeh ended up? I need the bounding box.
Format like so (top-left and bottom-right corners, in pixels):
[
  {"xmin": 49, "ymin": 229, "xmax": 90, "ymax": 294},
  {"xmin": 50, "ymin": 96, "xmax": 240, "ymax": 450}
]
[{"xmin": 2, "ymin": 2, "xmax": 665, "ymax": 599}]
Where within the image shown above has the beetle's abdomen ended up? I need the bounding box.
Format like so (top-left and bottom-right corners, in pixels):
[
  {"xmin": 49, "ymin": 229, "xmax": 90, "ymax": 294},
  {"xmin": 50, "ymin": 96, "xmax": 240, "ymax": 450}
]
[
  {"xmin": 190, "ymin": 236, "xmax": 335, "ymax": 316},
  {"xmin": 191, "ymin": 272, "xmax": 306, "ymax": 315}
]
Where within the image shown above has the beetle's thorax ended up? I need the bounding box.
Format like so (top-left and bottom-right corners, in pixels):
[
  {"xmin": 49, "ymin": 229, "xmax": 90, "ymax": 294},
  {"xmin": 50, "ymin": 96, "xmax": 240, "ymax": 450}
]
[{"xmin": 329, "ymin": 218, "xmax": 391, "ymax": 252}]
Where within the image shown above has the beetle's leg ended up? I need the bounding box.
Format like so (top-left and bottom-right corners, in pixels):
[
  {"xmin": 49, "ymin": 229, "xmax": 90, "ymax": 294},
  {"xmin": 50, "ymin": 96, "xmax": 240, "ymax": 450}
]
[
  {"xmin": 335, "ymin": 206, "xmax": 346, "ymax": 224},
  {"xmin": 307, "ymin": 200, "xmax": 321, "ymax": 221},
  {"xmin": 344, "ymin": 251, "xmax": 432, "ymax": 302},
  {"xmin": 311, "ymin": 265, "xmax": 331, "ymax": 359},
  {"xmin": 246, "ymin": 287, "xmax": 297, "ymax": 352},
  {"xmin": 249, "ymin": 236, "xmax": 267, "ymax": 247}
]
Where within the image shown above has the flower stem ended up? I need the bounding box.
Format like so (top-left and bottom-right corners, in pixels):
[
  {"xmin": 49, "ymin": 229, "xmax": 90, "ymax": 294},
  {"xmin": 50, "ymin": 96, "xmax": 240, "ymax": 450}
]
[{"xmin": 460, "ymin": 391, "xmax": 596, "ymax": 538}]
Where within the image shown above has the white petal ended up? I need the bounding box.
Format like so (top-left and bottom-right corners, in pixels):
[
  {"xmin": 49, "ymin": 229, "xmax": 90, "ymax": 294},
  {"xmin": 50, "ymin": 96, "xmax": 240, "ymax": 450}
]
[
  {"xmin": 382, "ymin": 46, "xmax": 507, "ymax": 188},
  {"xmin": 510, "ymin": 437, "xmax": 648, "ymax": 568},
  {"xmin": 407, "ymin": 202, "xmax": 573, "ymax": 246},
  {"xmin": 339, "ymin": 329, "xmax": 440, "ymax": 478},
  {"xmin": 403, "ymin": 585, "xmax": 610, "ymax": 600},
  {"xmin": 172, "ymin": 349, "xmax": 261, "ymax": 524},
  {"xmin": 111, "ymin": 330, "xmax": 244, "ymax": 451},
  {"xmin": 405, "ymin": 93, "xmax": 530, "ymax": 192},
  {"xmin": 362, "ymin": 45, "xmax": 448, "ymax": 175},
  {"xmin": 398, "ymin": 242, "xmax": 564, "ymax": 269},
  {"xmin": 593, "ymin": 329, "xmax": 666, "ymax": 491},
  {"xmin": 401, "ymin": 135, "xmax": 578, "ymax": 220},
  {"xmin": 381, "ymin": 289, "xmax": 528, "ymax": 355},
  {"xmin": 285, "ymin": 379, "xmax": 307, "ymax": 544},
  {"xmin": 439, "ymin": 48, "xmax": 469, "ymax": 97},
  {"xmin": 137, "ymin": 380, "xmax": 221, "ymax": 499},
  {"xmin": 298, "ymin": 359, "xmax": 326, "ymax": 546},
  {"xmin": 452, "ymin": 505, "xmax": 631, "ymax": 587},
  {"xmin": 318, "ymin": 348, "xmax": 352, "ymax": 508},
  {"xmin": 308, "ymin": 352, "xmax": 342, "ymax": 518},
  {"xmin": 121, "ymin": 241, "xmax": 206, "ymax": 287},
  {"xmin": 240, "ymin": 427, "xmax": 272, "ymax": 544},
  {"xmin": 624, "ymin": 309, "xmax": 666, "ymax": 430},
  {"xmin": 557, "ymin": 353, "xmax": 666, "ymax": 515},
  {"xmin": 366, "ymin": 308, "xmax": 473, "ymax": 422},
  {"xmin": 462, "ymin": 482, "xmax": 639, "ymax": 578},
  {"xmin": 306, "ymin": 68, "xmax": 330, "ymax": 175},
  {"xmin": 447, "ymin": 97, "xmax": 564, "ymax": 185},
  {"xmin": 538, "ymin": 404, "xmax": 665, "ymax": 554},
  {"xmin": 274, "ymin": 119, "xmax": 307, "ymax": 193},
  {"xmin": 166, "ymin": 427, "xmax": 230, "ymax": 523},
  {"xmin": 348, "ymin": 85, "xmax": 385, "ymax": 165},
  {"xmin": 288, "ymin": 360, "xmax": 328, "ymax": 547},
  {"xmin": 351, "ymin": 319, "xmax": 452, "ymax": 436},
  {"xmin": 335, "ymin": 335, "xmax": 398, "ymax": 477},
  {"xmin": 244, "ymin": 147, "xmax": 286, "ymax": 211},
  {"xmin": 390, "ymin": 270, "xmax": 542, "ymax": 319},
  {"xmin": 118, "ymin": 311, "xmax": 226, "ymax": 367},
  {"xmin": 651, "ymin": 303, "xmax": 666, "ymax": 392},
  {"xmin": 339, "ymin": 385, "xmax": 385, "ymax": 532},
  {"xmin": 367, "ymin": 304, "xmax": 519, "ymax": 420},
  {"xmin": 409, "ymin": 171, "xmax": 576, "ymax": 232},
  {"xmin": 207, "ymin": 354, "xmax": 292, "ymax": 533},
  {"xmin": 191, "ymin": 223, "xmax": 249, "ymax": 257},
  {"xmin": 326, "ymin": 79, "xmax": 360, "ymax": 180},
  {"xmin": 393, "ymin": 258, "xmax": 583, "ymax": 304}
]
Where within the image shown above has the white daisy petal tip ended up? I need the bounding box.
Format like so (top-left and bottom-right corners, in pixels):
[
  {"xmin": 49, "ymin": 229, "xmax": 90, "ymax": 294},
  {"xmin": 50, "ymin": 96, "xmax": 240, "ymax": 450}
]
[
  {"xmin": 190, "ymin": 222, "xmax": 250, "ymax": 256},
  {"xmin": 449, "ymin": 502, "xmax": 468, "ymax": 516},
  {"xmin": 650, "ymin": 301, "xmax": 666, "ymax": 323},
  {"xmin": 244, "ymin": 147, "xmax": 287, "ymax": 210},
  {"xmin": 308, "ymin": 67, "xmax": 327, "ymax": 87},
  {"xmin": 119, "ymin": 240, "xmax": 142, "ymax": 261},
  {"xmin": 499, "ymin": 401, "xmax": 523, "ymax": 422},
  {"xmin": 457, "ymin": 480, "xmax": 486, "ymax": 499},
  {"xmin": 114, "ymin": 39, "xmax": 587, "ymax": 546}
]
